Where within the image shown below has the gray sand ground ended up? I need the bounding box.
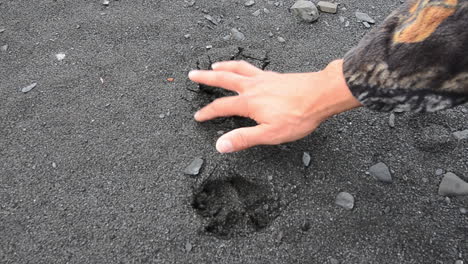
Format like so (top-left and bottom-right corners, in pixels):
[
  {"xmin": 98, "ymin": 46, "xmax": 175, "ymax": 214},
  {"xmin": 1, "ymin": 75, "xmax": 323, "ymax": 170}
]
[{"xmin": 1, "ymin": 0, "xmax": 467, "ymax": 263}]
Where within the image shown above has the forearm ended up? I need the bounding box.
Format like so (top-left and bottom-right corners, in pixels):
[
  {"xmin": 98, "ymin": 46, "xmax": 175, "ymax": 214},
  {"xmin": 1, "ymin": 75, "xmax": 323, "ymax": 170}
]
[{"xmin": 343, "ymin": 0, "xmax": 468, "ymax": 112}]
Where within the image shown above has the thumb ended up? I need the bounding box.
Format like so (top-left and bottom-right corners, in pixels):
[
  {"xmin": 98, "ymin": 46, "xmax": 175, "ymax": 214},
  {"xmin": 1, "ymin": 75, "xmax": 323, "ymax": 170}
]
[{"xmin": 216, "ymin": 125, "xmax": 271, "ymax": 153}]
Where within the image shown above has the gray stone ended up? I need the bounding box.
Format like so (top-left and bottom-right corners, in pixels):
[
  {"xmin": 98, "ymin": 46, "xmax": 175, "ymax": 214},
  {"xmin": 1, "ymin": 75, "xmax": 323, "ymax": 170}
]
[
  {"xmin": 335, "ymin": 192, "xmax": 354, "ymax": 210},
  {"xmin": 252, "ymin": 9, "xmax": 261, "ymax": 16},
  {"xmin": 291, "ymin": 0, "xmax": 319, "ymax": 23},
  {"xmin": 363, "ymin": 21, "xmax": 371, "ymax": 28},
  {"xmin": 438, "ymin": 172, "xmax": 468, "ymax": 196},
  {"xmin": 245, "ymin": 0, "xmax": 255, "ymax": 7},
  {"xmin": 369, "ymin": 162, "xmax": 392, "ymax": 183},
  {"xmin": 317, "ymin": 1, "xmax": 338, "ymax": 13},
  {"xmin": 184, "ymin": 157, "xmax": 204, "ymax": 176},
  {"xmin": 355, "ymin": 11, "xmax": 375, "ymax": 23},
  {"xmin": 345, "ymin": 20, "xmax": 349, "ymax": 27},
  {"xmin": 185, "ymin": 241, "xmax": 193, "ymax": 252},
  {"xmin": 204, "ymin": 15, "xmax": 218, "ymax": 25},
  {"xmin": 230, "ymin": 28, "xmax": 245, "ymax": 41},
  {"xmin": 277, "ymin": 36, "xmax": 286, "ymax": 42},
  {"xmin": 435, "ymin": 169, "xmax": 444, "ymax": 176},
  {"xmin": 1, "ymin": 44, "xmax": 8, "ymax": 52},
  {"xmin": 388, "ymin": 113, "xmax": 395, "ymax": 128},
  {"xmin": 302, "ymin": 152, "xmax": 311, "ymax": 167},
  {"xmin": 453, "ymin": 129, "xmax": 468, "ymax": 140},
  {"xmin": 339, "ymin": 16, "xmax": 345, "ymax": 23},
  {"xmin": 21, "ymin": 83, "xmax": 37, "ymax": 93}
]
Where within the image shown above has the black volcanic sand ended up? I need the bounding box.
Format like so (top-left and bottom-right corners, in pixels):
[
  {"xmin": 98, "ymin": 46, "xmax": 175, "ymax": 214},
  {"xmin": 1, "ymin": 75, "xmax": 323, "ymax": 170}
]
[{"xmin": 0, "ymin": 0, "xmax": 467, "ymax": 263}]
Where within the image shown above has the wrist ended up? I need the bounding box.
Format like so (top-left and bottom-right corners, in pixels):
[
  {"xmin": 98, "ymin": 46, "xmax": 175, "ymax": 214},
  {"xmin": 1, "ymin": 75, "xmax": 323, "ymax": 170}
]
[{"xmin": 319, "ymin": 59, "xmax": 362, "ymax": 117}]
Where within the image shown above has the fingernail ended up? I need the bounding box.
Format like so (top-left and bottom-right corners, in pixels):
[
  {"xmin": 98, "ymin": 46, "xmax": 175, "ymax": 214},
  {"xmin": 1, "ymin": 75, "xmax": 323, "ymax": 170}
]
[
  {"xmin": 216, "ymin": 139, "xmax": 234, "ymax": 153},
  {"xmin": 194, "ymin": 111, "xmax": 201, "ymax": 120},
  {"xmin": 188, "ymin": 70, "xmax": 199, "ymax": 78},
  {"xmin": 211, "ymin": 62, "xmax": 220, "ymax": 69}
]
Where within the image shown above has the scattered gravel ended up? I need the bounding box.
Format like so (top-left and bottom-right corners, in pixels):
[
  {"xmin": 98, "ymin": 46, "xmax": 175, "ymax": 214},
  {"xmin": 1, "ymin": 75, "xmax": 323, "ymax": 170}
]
[
  {"xmin": 230, "ymin": 28, "xmax": 246, "ymax": 41},
  {"xmin": 453, "ymin": 129, "xmax": 468, "ymax": 140},
  {"xmin": 438, "ymin": 172, "xmax": 468, "ymax": 196},
  {"xmin": 369, "ymin": 162, "xmax": 392, "ymax": 183},
  {"xmin": 184, "ymin": 157, "xmax": 204, "ymax": 176},
  {"xmin": 291, "ymin": 0, "xmax": 320, "ymax": 23},
  {"xmin": 317, "ymin": 1, "xmax": 338, "ymax": 13},
  {"xmin": 302, "ymin": 152, "xmax": 311, "ymax": 167},
  {"xmin": 335, "ymin": 192, "xmax": 354, "ymax": 210},
  {"xmin": 355, "ymin": 11, "xmax": 375, "ymax": 23},
  {"xmin": 20, "ymin": 83, "xmax": 37, "ymax": 93}
]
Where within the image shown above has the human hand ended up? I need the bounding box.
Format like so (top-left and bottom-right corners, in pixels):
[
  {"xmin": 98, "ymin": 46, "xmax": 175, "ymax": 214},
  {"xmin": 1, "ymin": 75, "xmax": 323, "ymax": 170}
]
[{"xmin": 188, "ymin": 59, "xmax": 362, "ymax": 153}]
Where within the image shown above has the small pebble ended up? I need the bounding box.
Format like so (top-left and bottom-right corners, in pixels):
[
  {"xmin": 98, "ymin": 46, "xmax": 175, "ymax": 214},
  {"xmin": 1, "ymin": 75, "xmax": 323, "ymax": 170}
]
[
  {"xmin": 252, "ymin": 9, "xmax": 261, "ymax": 16},
  {"xmin": 159, "ymin": 114, "xmax": 165, "ymax": 119},
  {"xmin": 339, "ymin": 16, "xmax": 345, "ymax": 23},
  {"xmin": 438, "ymin": 172, "xmax": 468, "ymax": 196},
  {"xmin": 52, "ymin": 162, "xmax": 57, "ymax": 168},
  {"xmin": 56, "ymin": 53, "xmax": 66, "ymax": 61},
  {"xmin": 363, "ymin": 21, "xmax": 371, "ymax": 28},
  {"xmin": 317, "ymin": 1, "xmax": 338, "ymax": 13},
  {"xmin": 184, "ymin": 157, "xmax": 204, "ymax": 176},
  {"xmin": 388, "ymin": 113, "xmax": 395, "ymax": 128},
  {"xmin": 460, "ymin": 207, "xmax": 467, "ymax": 214},
  {"xmin": 1, "ymin": 44, "xmax": 8, "ymax": 52},
  {"xmin": 222, "ymin": 35, "xmax": 231, "ymax": 41},
  {"xmin": 453, "ymin": 129, "xmax": 468, "ymax": 140},
  {"xmin": 230, "ymin": 28, "xmax": 245, "ymax": 41},
  {"xmin": 345, "ymin": 21, "xmax": 350, "ymax": 27},
  {"xmin": 185, "ymin": 241, "xmax": 193, "ymax": 252},
  {"xmin": 300, "ymin": 219, "xmax": 311, "ymax": 231},
  {"xmin": 277, "ymin": 36, "xmax": 286, "ymax": 43},
  {"xmin": 184, "ymin": 34, "xmax": 191, "ymax": 39},
  {"xmin": 384, "ymin": 206, "xmax": 391, "ymax": 214},
  {"xmin": 335, "ymin": 192, "xmax": 354, "ymax": 210},
  {"xmin": 264, "ymin": 8, "xmax": 270, "ymax": 14},
  {"xmin": 369, "ymin": 162, "xmax": 392, "ymax": 183},
  {"xmin": 268, "ymin": 31, "xmax": 274, "ymax": 37},
  {"xmin": 206, "ymin": 45, "xmax": 212, "ymax": 49},
  {"xmin": 355, "ymin": 11, "xmax": 375, "ymax": 23},
  {"xmin": 267, "ymin": 175, "xmax": 273, "ymax": 181},
  {"xmin": 435, "ymin": 169, "xmax": 444, "ymax": 176},
  {"xmin": 302, "ymin": 152, "xmax": 311, "ymax": 167},
  {"xmin": 21, "ymin": 83, "xmax": 37, "ymax": 93},
  {"xmin": 455, "ymin": 260, "xmax": 464, "ymax": 264},
  {"xmin": 0, "ymin": 27, "xmax": 5, "ymax": 33},
  {"xmin": 103, "ymin": 0, "xmax": 110, "ymax": 6},
  {"xmin": 245, "ymin": 0, "xmax": 255, "ymax": 6},
  {"xmin": 330, "ymin": 258, "xmax": 339, "ymax": 264},
  {"xmin": 204, "ymin": 15, "xmax": 218, "ymax": 25}
]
